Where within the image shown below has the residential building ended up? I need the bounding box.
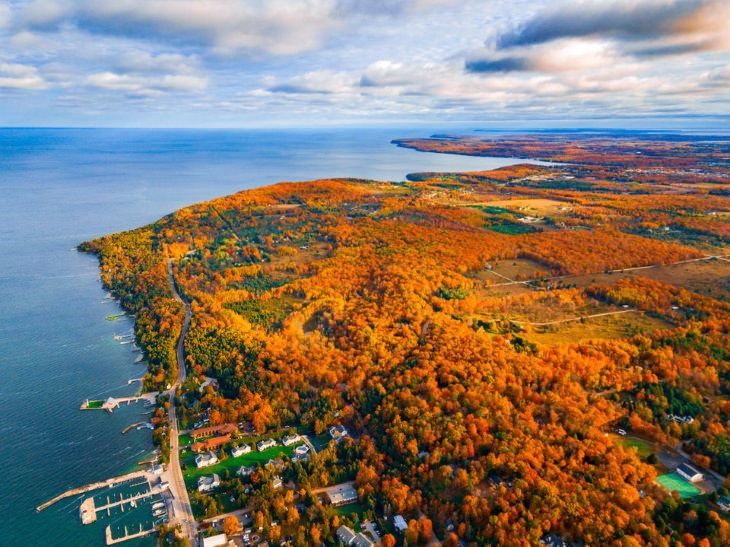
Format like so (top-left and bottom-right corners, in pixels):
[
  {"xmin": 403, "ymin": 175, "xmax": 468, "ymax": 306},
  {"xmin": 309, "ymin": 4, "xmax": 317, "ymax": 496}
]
[
  {"xmin": 718, "ymin": 495, "xmax": 730, "ymax": 511},
  {"xmin": 677, "ymin": 463, "xmax": 704, "ymax": 482},
  {"xmin": 336, "ymin": 525, "xmax": 374, "ymax": 547},
  {"xmin": 231, "ymin": 444, "xmax": 251, "ymax": 457},
  {"xmin": 393, "ymin": 515, "xmax": 408, "ymax": 532},
  {"xmin": 337, "ymin": 526, "xmax": 358, "ymax": 545},
  {"xmin": 271, "ymin": 475, "xmax": 283, "ymax": 489},
  {"xmin": 198, "ymin": 473, "xmax": 221, "ymax": 493},
  {"xmin": 195, "ymin": 451, "xmax": 219, "ymax": 468},
  {"xmin": 282, "ymin": 433, "xmax": 301, "ymax": 446},
  {"xmin": 294, "ymin": 444, "xmax": 309, "ymax": 456},
  {"xmin": 329, "ymin": 424, "xmax": 348, "ymax": 441},
  {"xmin": 202, "ymin": 534, "xmax": 228, "ymax": 547},
  {"xmin": 191, "ymin": 434, "xmax": 231, "ymax": 453},
  {"xmin": 328, "ymin": 485, "xmax": 358, "ymax": 506},
  {"xmin": 190, "ymin": 423, "xmax": 238, "ymax": 440},
  {"xmin": 257, "ymin": 438, "xmax": 277, "ymax": 452},
  {"xmin": 237, "ymin": 465, "xmax": 256, "ymax": 477}
]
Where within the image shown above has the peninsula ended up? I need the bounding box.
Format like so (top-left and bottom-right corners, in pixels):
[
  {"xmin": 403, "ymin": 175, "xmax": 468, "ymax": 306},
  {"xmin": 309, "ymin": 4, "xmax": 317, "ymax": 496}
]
[{"xmin": 78, "ymin": 133, "xmax": 730, "ymax": 546}]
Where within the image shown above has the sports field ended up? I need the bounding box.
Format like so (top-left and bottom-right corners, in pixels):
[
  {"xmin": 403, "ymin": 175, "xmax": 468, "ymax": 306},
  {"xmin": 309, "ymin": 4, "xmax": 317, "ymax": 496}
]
[{"xmin": 656, "ymin": 473, "xmax": 702, "ymax": 499}]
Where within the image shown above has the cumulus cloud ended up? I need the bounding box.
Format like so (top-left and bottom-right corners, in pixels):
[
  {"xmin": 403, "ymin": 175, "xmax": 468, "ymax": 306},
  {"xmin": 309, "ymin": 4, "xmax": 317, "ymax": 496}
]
[
  {"xmin": 0, "ymin": 62, "xmax": 46, "ymax": 89},
  {"xmin": 493, "ymin": 0, "xmax": 730, "ymax": 57},
  {"xmin": 17, "ymin": 0, "xmax": 463, "ymax": 57}
]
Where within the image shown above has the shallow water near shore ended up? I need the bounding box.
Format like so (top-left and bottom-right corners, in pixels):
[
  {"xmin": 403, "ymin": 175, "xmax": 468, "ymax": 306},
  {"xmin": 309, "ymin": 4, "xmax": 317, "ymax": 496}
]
[{"xmin": 0, "ymin": 127, "xmax": 534, "ymax": 546}]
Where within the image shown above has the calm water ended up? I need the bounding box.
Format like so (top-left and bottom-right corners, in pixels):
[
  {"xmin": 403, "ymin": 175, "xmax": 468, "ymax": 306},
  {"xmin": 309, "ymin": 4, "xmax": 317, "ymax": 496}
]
[{"xmin": 0, "ymin": 127, "xmax": 526, "ymax": 546}]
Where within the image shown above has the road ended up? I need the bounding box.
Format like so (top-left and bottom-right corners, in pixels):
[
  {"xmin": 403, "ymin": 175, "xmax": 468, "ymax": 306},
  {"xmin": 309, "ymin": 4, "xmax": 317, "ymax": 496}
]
[
  {"xmin": 486, "ymin": 253, "xmax": 730, "ymax": 288},
  {"xmin": 513, "ymin": 307, "xmax": 641, "ymax": 327},
  {"xmin": 166, "ymin": 260, "xmax": 197, "ymax": 545}
]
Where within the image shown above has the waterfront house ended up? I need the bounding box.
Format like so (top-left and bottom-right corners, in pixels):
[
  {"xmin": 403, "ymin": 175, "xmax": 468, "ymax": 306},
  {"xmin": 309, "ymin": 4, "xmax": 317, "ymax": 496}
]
[
  {"xmin": 231, "ymin": 444, "xmax": 252, "ymax": 457},
  {"xmin": 329, "ymin": 424, "xmax": 348, "ymax": 441},
  {"xmin": 198, "ymin": 473, "xmax": 221, "ymax": 493},
  {"xmin": 257, "ymin": 438, "xmax": 277, "ymax": 452},
  {"xmin": 677, "ymin": 463, "xmax": 704, "ymax": 482},
  {"xmin": 195, "ymin": 451, "xmax": 219, "ymax": 468},
  {"xmin": 282, "ymin": 433, "xmax": 300, "ymax": 446}
]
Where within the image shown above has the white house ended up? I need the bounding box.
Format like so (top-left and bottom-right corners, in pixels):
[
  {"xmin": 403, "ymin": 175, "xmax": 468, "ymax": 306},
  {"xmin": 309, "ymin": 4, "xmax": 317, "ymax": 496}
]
[
  {"xmin": 393, "ymin": 515, "xmax": 408, "ymax": 532},
  {"xmin": 329, "ymin": 424, "xmax": 348, "ymax": 441},
  {"xmin": 195, "ymin": 451, "xmax": 219, "ymax": 468},
  {"xmin": 282, "ymin": 433, "xmax": 301, "ymax": 446},
  {"xmin": 231, "ymin": 444, "xmax": 251, "ymax": 458},
  {"xmin": 197, "ymin": 474, "xmax": 220, "ymax": 493},
  {"xmin": 256, "ymin": 438, "xmax": 277, "ymax": 452},
  {"xmin": 294, "ymin": 444, "xmax": 309, "ymax": 456},
  {"xmin": 202, "ymin": 534, "xmax": 228, "ymax": 547},
  {"xmin": 677, "ymin": 463, "xmax": 704, "ymax": 483},
  {"xmin": 237, "ymin": 465, "xmax": 256, "ymax": 477}
]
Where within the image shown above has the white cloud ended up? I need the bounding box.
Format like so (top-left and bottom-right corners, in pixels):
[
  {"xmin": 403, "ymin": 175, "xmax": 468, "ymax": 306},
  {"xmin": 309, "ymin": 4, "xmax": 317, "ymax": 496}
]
[
  {"xmin": 85, "ymin": 71, "xmax": 207, "ymax": 94},
  {"xmin": 0, "ymin": 62, "xmax": 47, "ymax": 89}
]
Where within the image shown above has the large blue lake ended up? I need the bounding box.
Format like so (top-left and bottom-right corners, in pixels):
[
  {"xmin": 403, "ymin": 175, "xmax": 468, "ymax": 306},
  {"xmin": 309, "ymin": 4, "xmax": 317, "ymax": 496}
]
[{"xmin": 0, "ymin": 127, "xmax": 527, "ymax": 546}]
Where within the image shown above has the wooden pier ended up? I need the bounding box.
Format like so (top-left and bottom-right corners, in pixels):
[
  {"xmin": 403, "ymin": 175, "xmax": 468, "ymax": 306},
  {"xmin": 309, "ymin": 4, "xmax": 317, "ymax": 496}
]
[
  {"xmin": 80, "ymin": 392, "xmax": 158, "ymax": 413},
  {"xmin": 105, "ymin": 524, "xmax": 157, "ymax": 545},
  {"xmin": 36, "ymin": 470, "xmax": 148, "ymax": 512}
]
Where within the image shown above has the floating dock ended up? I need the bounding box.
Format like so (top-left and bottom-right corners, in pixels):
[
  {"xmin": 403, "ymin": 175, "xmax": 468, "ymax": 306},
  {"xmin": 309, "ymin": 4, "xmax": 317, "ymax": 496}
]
[
  {"xmin": 36, "ymin": 471, "xmax": 148, "ymax": 512},
  {"xmin": 105, "ymin": 524, "xmax": 157, "ymax": 545},
  {"xmin": 79, "ymin": 484, "xmax": 159, "ymax": 525}
]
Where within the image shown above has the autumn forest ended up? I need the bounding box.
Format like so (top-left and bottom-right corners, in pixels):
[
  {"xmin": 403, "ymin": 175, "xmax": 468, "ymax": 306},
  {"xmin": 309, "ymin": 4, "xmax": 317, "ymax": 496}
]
[{"xmin": 80, "ymin": 133, "xmax": 730, "ymax": 546}]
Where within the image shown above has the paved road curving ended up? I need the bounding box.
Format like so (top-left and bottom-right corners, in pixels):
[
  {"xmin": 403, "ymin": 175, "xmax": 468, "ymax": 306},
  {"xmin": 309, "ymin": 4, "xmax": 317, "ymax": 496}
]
[{"xmin": 166, "ymin": 260, "xmax": 197, "ymax": 545}]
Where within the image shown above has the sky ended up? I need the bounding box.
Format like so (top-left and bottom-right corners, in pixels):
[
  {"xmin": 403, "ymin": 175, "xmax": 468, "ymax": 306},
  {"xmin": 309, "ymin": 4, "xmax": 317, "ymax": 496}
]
[{"xmin": 0, "ymin": 0, "xmax": 729, "ymax": 127}]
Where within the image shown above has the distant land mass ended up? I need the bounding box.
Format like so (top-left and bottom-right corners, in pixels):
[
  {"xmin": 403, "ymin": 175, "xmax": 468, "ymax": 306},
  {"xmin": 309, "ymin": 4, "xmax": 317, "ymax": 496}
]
[{"xmin": 80, "ymin": 134, "xmax": 730, "ymax": 545}]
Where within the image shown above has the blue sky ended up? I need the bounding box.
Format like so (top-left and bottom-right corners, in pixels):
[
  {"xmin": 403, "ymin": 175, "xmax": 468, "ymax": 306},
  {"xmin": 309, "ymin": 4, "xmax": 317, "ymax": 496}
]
[{"xmin": 0, "ymin": 0, "xmax": 728, "ymax": 127}]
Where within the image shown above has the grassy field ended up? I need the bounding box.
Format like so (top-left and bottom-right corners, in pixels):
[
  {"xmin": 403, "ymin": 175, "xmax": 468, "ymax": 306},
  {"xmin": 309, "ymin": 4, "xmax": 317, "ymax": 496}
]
[
  {"xmin": 525, "ymin": 312, "xmax": 672, "ymax": 345},
  {"xmin": 656, "ymin": 473, "xmax": 702, "ymax": 499},
  {"xmin": 614, "ymin": 435, "xmax": 654, "ymax": 460},
  {"xmin": 479, "ymin": 198, "xmax": 571, "ymax": 216},
  {"xmin": 334, "ymin": 501, "xmax": 367, "ymax": 519},
  {"xmin": 182, "ymin": 442, "xmax": 299, "ymax": 483},
  {"xmin": 86, "ymin": 400, "xmax": 104, "ymax": 409}
]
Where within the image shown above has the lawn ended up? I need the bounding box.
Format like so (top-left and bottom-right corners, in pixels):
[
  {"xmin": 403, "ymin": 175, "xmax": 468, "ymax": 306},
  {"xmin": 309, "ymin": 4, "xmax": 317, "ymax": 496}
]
[
  {"xmin": 656, "ymin": 473, "xmax": 702, "ymax": 499},
  {"xmin": 334, "ymin": 501, "xmax": 367, "ymax": 519},
  {"xmin": 616, "ymin": 436, "xmax": 654, "ymax": 460},
  {"xmin": 182, "ymin": 442, "xmax": 299, "ymax": 484},
  {"xmin": 86, "ymin": 400, "xmax": 104, "ymax": 409},
  {"xmin": 178, "ymin": 433, "xmax": 193, "ymax": 447}
]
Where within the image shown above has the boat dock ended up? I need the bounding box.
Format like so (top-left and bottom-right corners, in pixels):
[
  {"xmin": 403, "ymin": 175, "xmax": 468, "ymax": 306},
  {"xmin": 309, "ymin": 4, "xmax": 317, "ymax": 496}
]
[
  {"xmin": 79, "ymin": 483, "xmax": 161, "ymax": 525},
  {"xmin": 105, "ymin": 524, "xmax": 157, "ymax": 545},
  {"xmin": 36, "ymin": 471, "xmax": 149, "ymax": 512},
  {"xmin": 80, "ymin": 392, "xmax": 158, "ymax": 413}
]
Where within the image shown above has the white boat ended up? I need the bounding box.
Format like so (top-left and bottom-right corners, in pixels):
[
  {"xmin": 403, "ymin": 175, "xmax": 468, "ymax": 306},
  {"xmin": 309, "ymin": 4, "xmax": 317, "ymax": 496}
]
[{"xmin": 152, "ymin": 502, "xmax": 165, "ymax": 510}]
